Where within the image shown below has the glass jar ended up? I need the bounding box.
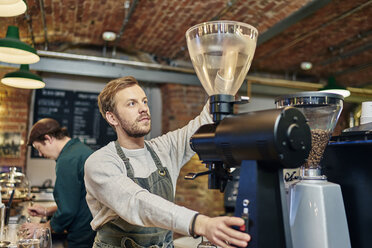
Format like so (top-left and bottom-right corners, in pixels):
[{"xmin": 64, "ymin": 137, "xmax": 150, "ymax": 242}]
[
  {"xmin": 0, "ymin": 167, "xmax": 30, "ymax": 200},
  {"xmin": 275, "ymin": 92, "xmax": 344, "ymax": 170}
]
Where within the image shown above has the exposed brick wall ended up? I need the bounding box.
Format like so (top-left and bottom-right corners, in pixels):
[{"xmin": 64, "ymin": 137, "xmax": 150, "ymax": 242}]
[
  {"xmin": 253, "ymin": 0, "xmax": 371, "ymax": 87},
  {"xmin": 1, "ymin": 0, "xmax": 369, "ymax": 89},
  {"xmin": 1, "ymin": 0, "xmax": 311, "ymax": 59},
  {"xmin": 161, "ymin": 83, "xmax": 208, "ymax": 131},
  {"xmin": 160, "ymin": 83, "xmax": 226, "ymax": 229},
  {"xmin": 0, "ymin": 69, "xmax": 32, "ymax": 170}
]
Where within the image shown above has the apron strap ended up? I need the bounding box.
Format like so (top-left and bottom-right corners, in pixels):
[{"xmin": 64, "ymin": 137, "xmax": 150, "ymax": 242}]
[
  {"xmin": 114, "ymin": 140, "xmax": 135, "ymax": 178},
  {"xmin": 115, "ymin": 140, "xmax": 167, "ymax": 177},
  {"xmin": 145, "ymin": 143, "xmax": 166, "ymax": 174}
]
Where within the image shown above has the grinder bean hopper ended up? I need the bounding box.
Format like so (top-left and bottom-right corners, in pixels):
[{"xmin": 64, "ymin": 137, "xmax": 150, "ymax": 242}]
[
  {"xmin": 276, "ymin": 92, "xmax": 351, "ymax": 248},
  {"xmin": 186, "ymin": 20, "xmax": 258, "ymax": 123}
]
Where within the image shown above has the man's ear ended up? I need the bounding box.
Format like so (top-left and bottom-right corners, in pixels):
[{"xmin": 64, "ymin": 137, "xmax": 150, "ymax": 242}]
[
  {"xmin": 44, "ymin": 134, "xmax": 54, "ymax": 143},
  {"xmin": 106, "ymin": 111, "xmax": 118, "ymax": 126}
]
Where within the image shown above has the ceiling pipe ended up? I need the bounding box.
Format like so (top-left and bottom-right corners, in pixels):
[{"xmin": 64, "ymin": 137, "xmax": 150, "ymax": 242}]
[
  {"xmin": 32, "ymin": 50, "xmax": 372, "ymax": 101},
  {"xmin": 320, "ymin": 42, "xmax": 372, "ymax": 67},
  {"xmin": 24, "ymin": 7, "xmax": 35, "ymax": 47},
  {"xmin": 112, "ymin": 0, "xmax": 139, "ymax": 57},
  {"xmin": 328, "ymin": 29, "xmax": 372, "ymax": 53},
  {"xmin": 103, "ymin": 40, "xmax": 108, "ymax": 57},
  {"xmin": 37, "ymin": 51, "xmax": 320, "ymax": 87},
  {"xmin": 38, "ymin": 0, "xmax": 49, "ymax": 50},
  {"xmin": 37, "ymin": 50, "xmax": 195, "ymax": 74},
  {"xmin": 334, "ymin": 62, "xmax": 372, "ymax": 76}
]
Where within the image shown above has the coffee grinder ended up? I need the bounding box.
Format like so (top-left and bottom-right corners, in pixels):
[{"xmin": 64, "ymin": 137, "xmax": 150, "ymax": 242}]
[
  {"xmin": 276, "ymin": 92, "xmax": 351, "ymax": 248},
  {"xmin": 185, "ymin": 21, "xmax": 312, "ymax": 248}
]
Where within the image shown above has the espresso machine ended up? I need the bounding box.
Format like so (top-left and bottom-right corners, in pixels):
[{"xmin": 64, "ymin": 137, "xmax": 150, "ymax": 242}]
[{"xmin": 185, "ymin": 21, "xmax": 312, "ymax": 248}]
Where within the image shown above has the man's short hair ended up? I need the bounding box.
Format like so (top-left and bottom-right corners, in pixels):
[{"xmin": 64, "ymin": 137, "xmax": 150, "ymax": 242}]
[
  {"xmin": 98, "ymin": 76, "xmax": 139, "ymax": 122},
  {"xmin": 28, "ymin": 118, "xmax": 69, "ymax": 145}
]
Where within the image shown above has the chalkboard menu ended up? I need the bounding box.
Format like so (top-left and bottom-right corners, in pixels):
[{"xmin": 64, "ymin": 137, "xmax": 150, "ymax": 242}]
[{"xmin": 32, "ymin": 88, "xmax": 117, "ymax": 158}]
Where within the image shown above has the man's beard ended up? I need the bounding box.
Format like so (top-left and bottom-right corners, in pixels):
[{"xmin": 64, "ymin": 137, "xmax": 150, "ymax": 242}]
[{"xmin": 117, "ymin": 113, "xmax": 151, "ymax": 138}]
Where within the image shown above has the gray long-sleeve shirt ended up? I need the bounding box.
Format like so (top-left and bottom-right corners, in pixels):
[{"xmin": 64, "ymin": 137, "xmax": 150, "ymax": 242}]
[{"xmin": 84, "ymin": 103, "xmax": 212, "ymax": 236}]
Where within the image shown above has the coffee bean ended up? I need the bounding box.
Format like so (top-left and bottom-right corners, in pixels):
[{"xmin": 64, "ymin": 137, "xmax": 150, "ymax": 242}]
[{"xmin": 303, "ymin": 129, "xmax": 330, "ymax": 168}]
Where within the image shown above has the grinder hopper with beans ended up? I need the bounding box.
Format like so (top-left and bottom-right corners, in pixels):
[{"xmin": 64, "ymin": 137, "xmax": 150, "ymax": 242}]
[{"xmin": 276, "ymin": 92, "xmax": 351, "ymax": 248}]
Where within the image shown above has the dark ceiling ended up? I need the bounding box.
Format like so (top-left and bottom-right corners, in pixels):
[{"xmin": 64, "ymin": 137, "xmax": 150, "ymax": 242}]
[{"xmin": 1, "ymin": 0, "xmax": 371, "ymax": 90}]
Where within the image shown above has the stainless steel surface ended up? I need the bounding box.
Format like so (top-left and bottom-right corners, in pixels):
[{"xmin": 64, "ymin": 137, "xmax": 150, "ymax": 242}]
[
  {"xmin": 299, "ymin": 167, "xmax": 327, "ymax": 180},
  {"xmin": 275, "ymin": 91, "xmax": 344, "ymax": 102}
]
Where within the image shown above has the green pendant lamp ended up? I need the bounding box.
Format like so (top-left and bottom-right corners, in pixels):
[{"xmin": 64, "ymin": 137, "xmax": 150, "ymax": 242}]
[
  {"xmin": 1, "ymin": 64, "xmax": 45, "ymax": 89},
  {"xmin": 320, "ymin": 76, "xmax": 350, "ymax": 98},
  {"xmin": 0, "ymin": 0, "xmax": 27, "ymax": 17},
  {"xmin": 0, "ymin": 26, "xmax": 40, "ymax": 64}
]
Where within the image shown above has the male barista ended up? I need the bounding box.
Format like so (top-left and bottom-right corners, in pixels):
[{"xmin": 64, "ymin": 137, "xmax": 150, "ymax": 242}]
[
  {"xmin": 21, "ymin": 118, "xmax": 96, "ymax": 248},
  {"xmin": 84, "ymin": 76, "xmax": 251, "ymax": 248}
]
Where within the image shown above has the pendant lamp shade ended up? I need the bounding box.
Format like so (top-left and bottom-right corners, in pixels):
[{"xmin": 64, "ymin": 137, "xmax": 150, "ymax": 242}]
[
  {"xmin": 1, "ymin": 64, "xmax": 45, "ymax": 89},
  {"xmin": 320, "ymin": 76, "xmax": 350, "ymax": 98},
  {"xmin": 0, "ymin": 0, "xmax": 27, "ymax": 17},
  {"xmin": 0, "ymin": 26, "xmax": 40, "ymax": 64}
]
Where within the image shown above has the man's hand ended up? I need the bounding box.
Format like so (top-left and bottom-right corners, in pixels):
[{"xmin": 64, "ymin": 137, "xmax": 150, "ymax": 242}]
[
  {"xmin": 19, "ymin": 222, "xmax": 50, "ymax": 239},
  {"xmin": 27, "ymin": 204, "xmax": 46, "ymax": 217},
  {"xmin": 194, "ymin": 215, "xmax": 251, "ymax": 248}
]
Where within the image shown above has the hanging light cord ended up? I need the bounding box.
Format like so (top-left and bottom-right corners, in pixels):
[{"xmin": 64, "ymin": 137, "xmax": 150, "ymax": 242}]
[
  {"xmin": 24, "ymin": 9, "xmax": 36, "ymax": 48},
  {"xmin": 38, "ymin": 0, "xmax": 49, "ymax": 50}
]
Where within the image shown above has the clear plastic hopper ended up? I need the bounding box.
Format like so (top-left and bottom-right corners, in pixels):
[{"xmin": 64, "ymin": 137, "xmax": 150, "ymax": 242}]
[
  {"xmin": 275, "ymin": 92, "xmax": 344, "ymax": 176},
  {"xmin": 186, "ymin": 21, "xmax": 258, "ymax": 122}
]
